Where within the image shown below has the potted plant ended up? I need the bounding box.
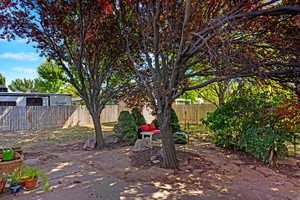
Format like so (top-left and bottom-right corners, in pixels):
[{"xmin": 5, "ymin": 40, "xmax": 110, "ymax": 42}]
[
  {"xmin": 20, "ymin": 165, "xmax": 49, "ymax": 191},
  {"xmin": 9, "ymin": 168, "xmax": 22, "ymax": 194}
]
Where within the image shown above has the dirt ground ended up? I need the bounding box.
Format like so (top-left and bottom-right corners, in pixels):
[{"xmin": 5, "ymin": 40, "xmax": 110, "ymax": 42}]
[{"xmin": 1, "ymin": 127, "xmax": 300, "ymax": 200}]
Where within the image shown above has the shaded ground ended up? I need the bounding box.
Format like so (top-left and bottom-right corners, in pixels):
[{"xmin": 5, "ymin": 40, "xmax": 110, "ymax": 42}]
[{"xmin": 0, "ymin": 127, "xmax": 300, "ymax": 200}]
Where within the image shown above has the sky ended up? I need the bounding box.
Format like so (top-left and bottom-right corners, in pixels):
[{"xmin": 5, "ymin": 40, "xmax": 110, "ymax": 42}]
[{"xmin": 0, "ymin": 38, "xmax": 44, "ymax": 85}]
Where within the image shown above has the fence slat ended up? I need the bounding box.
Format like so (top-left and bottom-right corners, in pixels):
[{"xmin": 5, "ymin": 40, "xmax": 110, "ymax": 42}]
[
  {"xmin": 172, "ymin": 104, "xmax": 216, "ymax": 124},
  {"xmin": 0, "ymin": 104, "xmax": 216, "ymax": 132}
]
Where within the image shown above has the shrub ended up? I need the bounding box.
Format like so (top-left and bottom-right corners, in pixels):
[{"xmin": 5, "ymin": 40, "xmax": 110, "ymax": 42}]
[
  {"xmin": 170, "ymin": 108, "xmax": 181, "ymax": 133},
  {"xmin": 131, "ymin": 107, "xmax": 146, "ymax": 127},
  {"xmin": 239, "ymin": 127, "xmax": 291, "ymax": 165},
  {"xmin": 203, "ymin": 91, "xmax": 292, "ymax": 165},
  {"xmin": 113, "ymin": 111, "xmax": 138, "ymax": 145},
  {"xmin": 151, "ymin": 108, "xmax": 181, "ymax": 133},
  {"xmin": 151, "ymin": 118, "xmax": 159, "ymax": 129}
]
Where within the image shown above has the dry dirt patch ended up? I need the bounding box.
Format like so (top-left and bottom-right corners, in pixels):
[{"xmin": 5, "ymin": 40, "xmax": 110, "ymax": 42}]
[{"xmin": 1, "ymin": 128, "xmax": 300, "ymax": 200}]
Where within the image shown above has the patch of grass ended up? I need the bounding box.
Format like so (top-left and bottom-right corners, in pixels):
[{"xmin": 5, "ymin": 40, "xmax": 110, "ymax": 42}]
[
  {"xmin": 287, "ymin": 134, "xmax": 300, "ymax": 156},
  {"xmin": 0, "ymin": 126, "xmax": 115, "ymax": 149},
  {"xmin": 102, "ymin": 122, "xmax": 117, "ymax": 132}
]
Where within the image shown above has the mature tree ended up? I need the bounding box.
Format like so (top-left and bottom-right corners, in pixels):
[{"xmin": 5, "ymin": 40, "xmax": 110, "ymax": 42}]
[
  {"xmin": 34, "ymin": 60, "xmax": 78, "ymax": 96},
  {"xmin": 197, "ymin": 79, "xmax": 260, "ymax": 107},
  {"xmin": 121, "ymin": 1, "xmax": 300, "ymax": 168},
  {"xmin": 2, "ymin": 0, "xmax": 132, "ymax": 149},
  {"xmin": 8, "ymin": 78, "xmax": 36, "ymax": 92},
  {"xmin": 0, "ymin": 73, "xmax": 5, "ymax": 86},
  {"xmin": 35, "ymin": 60, "xmax": 66, "ymax": 93},
  {"xmin": 198, "ymin": 81, "xmax": 230, "ymax": 106}
]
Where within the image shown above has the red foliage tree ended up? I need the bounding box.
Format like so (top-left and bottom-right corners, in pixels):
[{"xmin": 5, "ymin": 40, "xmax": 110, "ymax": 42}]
[
  {"xmin": 274, "ymin": 94, "xmax": 300, "ymax": 132},
  {"xmin": 0, "ymin": 0, "xmax": 132, "ymax": 149},
  {"xmin": 120, "ymin": 1, "xmax": 300, "ymax": 168}
]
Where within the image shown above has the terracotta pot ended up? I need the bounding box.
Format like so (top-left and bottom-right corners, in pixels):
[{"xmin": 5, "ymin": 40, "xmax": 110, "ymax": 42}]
[
  {"xmin": 23, "ymin": 178, "xmax": 38, "ymax": 190},
  {"xmin": 0, "ymin": 178, "xmax": 6, "ymax": 193}
]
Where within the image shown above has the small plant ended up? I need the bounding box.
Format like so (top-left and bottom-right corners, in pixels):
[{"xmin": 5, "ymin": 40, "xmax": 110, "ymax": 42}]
[
  {"xmin": 113, "ymin": 111, "xmax": 138, "ymax": 145},
  {"xmin": 173, "ymin": 135, "xmax": 187, "ymax": 144},
  {"xmin": 20, "ymin": 165, "xmax": 49, "ymax": 191},
  {"xmin": 5, "ymin": 166, "xmax": 50, "ymax": 191},
  {"xmin": 10, "ymin": 168, "xmax": 22, "ymax": 185},
  {"xmin": 131, "ymin": 108, "xmax": 146, "ymax": 127}
]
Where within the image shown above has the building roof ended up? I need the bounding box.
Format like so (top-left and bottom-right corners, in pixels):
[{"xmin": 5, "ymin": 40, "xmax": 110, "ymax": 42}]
[{"xmin": 0, "ymin": 92, "xmax": 71, "ymax": 97}]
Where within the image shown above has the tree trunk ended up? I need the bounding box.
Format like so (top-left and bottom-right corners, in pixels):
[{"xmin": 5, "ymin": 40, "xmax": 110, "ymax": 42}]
[
  {"xmin": 217, "ymin": 82, "xmax": 226, "ymax": 106},
  {"xmin": 157, "ymin": 102, "xmax": 178, "ymax": 169},
  {"xmin": 91, "ymin": 113, "xmax": 105, "ymax": 149}
]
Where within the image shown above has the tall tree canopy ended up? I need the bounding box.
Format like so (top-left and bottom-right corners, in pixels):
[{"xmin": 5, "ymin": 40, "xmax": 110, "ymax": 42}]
[
  {"xmin": 0, "ymin": 73, "xmax": 5, "ymax": 86},
  {"xmin": 8, "ymin": 78, "xmax": 36, "ymax": 92},
  {"xmin": 35, "ymin": 60, "xmax": 77, "ymax": 95},
  {"xmin": 35, "ymin": 60, "xmax": 67, "ymax": 93},
  {"xmin": 120, "ymin": 0, "xmax": 300, "ymax": 168},
  {"xmin": 1, "ymin": 0, "xmax": 132, "ymax": 148}
]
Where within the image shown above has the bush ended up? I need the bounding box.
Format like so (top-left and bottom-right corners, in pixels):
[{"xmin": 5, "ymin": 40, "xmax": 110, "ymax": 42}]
[
  {"xmin": 239, "ymin": 127, "xmax": 290, "ymax": 164},
  {"xmin": 203, "ymin": 91, "xmax": 292, "ymax": 165},
  {"xmin": 113, "ymin": 111, "xmax": 138, "ymax": 145},
  {"xmin": 170, "ymin": 108, "xmax": 181, "ymax": 133},
  {"xmin": 131, "ymin": 107, "xmax": 146, "ymax": 127},
  {"xmin": 151, "ymin": 108, "xmax": 181, "ymax": 133},
  {"xmin": 151, "ymin": 118, "xmax": 159, "ymax": 129}
]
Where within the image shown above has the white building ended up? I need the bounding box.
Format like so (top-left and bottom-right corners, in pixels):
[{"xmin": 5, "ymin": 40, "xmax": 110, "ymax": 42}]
[
  {"xmin": 174, "ymin": 98, "xmax": 204, "ymax": 104},
  {"xmin": 0, "ymin": 87, "xmax": 71, "ymax": 107}
]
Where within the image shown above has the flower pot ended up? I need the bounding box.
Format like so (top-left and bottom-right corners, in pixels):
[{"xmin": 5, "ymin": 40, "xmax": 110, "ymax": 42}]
[
  {"xmin": 0, "ymin": 178, "xmax": 6, "ymax": 193},
  {"xmin": 22, "ymin": 178, "xmax": 38, "ymax": 190}
]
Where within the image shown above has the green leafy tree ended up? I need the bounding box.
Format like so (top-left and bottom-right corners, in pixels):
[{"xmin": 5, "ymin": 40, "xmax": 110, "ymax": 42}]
[
  {"xmin": 131, "ymin": 108, "xmax": 146, "ymax": 127},
  {"xmin": 35, "ymin": 60, "xmax": 66, "ymax": 93},
  {"xmin": 179, "ymin": 90, "xmax": 200, "ymax": 104},
  {"xmin": 0, "ymin": 73, "xmax": 5, "ymax": 86},
  {"xmin": 113, "ymin": 111, "xmax": 138, "ymax": 145},
  {"xmin": 34, "ymin": 60, "xmax": 78, "ymax": 96},
  {"xmin": 8, "ymin": 79, "xmax": 36, "ymax": 92},
  {"xmin": 1, "ymin": 1, "xmax": 133, "ymax": 149}
]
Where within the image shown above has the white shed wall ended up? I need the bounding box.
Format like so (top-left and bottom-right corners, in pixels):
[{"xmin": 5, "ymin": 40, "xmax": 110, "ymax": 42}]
[
  {"xmin": 0, "ymin": 96, "xmax": 51, "ymax": 106},
  {"xmin": 49, "ymin": 95, "xmax": 71, "ymax": 106}
]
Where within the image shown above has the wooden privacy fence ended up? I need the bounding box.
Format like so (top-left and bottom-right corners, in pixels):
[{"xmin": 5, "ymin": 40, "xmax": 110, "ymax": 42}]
[
  {"xmin": 0, "ymin": 104, "xmax": 215, "ymax": 132},
  {"xmin": 173, "ymin": 104, "xmax": 216, "ymax": 124},
  {"xmin": 72, "ymin": 105, "xmax": 126, "ymax": 127},
  {"xmin": 0, "ymin": 105, "xmax": 125, "ymax": 132},
  {"xmin": 0, "ymin": 106, "xmax": 77, "ymax": 132}
]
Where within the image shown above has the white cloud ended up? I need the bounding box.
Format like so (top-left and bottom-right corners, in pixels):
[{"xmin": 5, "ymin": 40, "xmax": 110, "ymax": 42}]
[
  {"xmin": 15, "ymin": 39, "xmax": 28, "ymax": 43},
  {"xmin": 12, "ymin": 67, "xmax": 36, "ymax": 74},
  {"xmin": 0, "ymin": 38, "xmax": 27, "ymax": 43},
  {"xmin": 0, "ymin": 52, "xmax": 40, "ymax": 61}
]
